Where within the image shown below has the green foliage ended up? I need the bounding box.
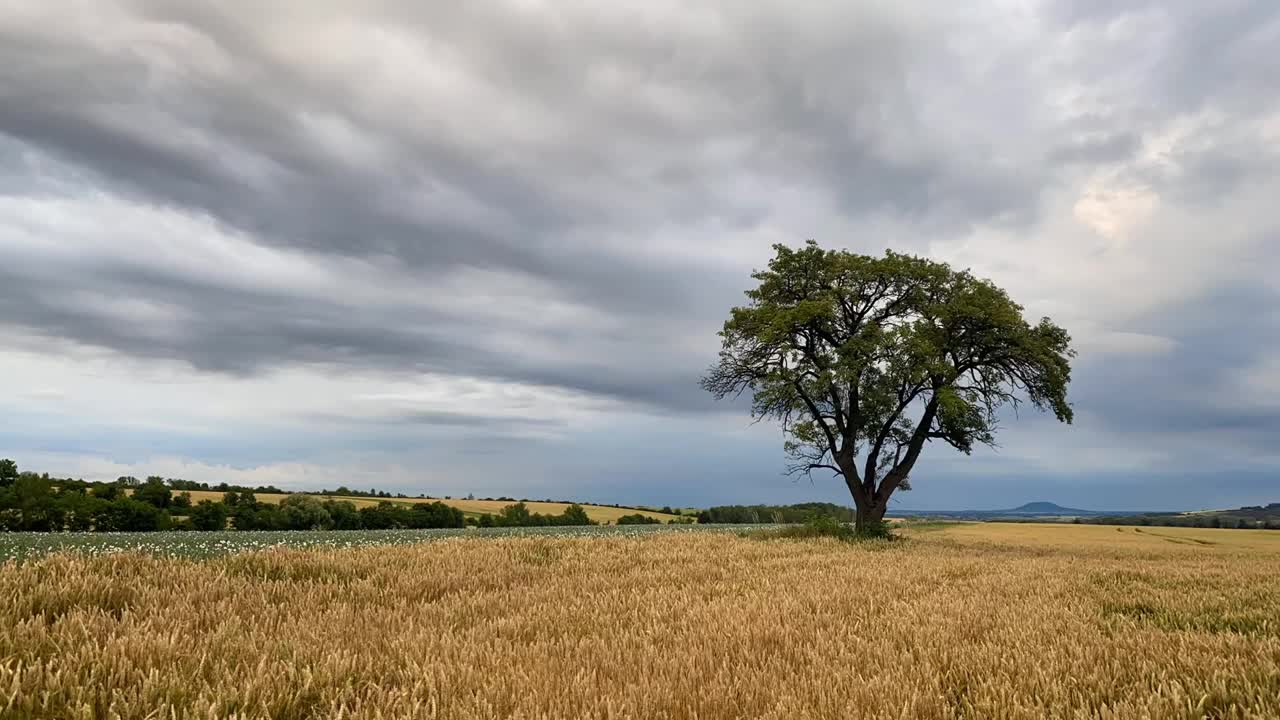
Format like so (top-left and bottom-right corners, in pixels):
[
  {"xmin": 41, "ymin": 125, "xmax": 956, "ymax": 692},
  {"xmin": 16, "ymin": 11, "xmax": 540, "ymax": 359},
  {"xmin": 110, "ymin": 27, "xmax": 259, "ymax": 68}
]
[
  {"xmin": 852, "ymin": 517, "xmax": 893, "ymax": 540},
  {"xmin": 560, "ymin": 503, "xmax": 592, "ymax": 526},
  {"xmin": 90, "ymin": 484, "xmax": 123, "ymax": 501},
  {"xmin": 0, "ymin": 460, "xmax": 606, "ymax": 534},
  {"xmin": 616, "ymin": 513, "xmax": 660, "ymax": 525},
  {"xmin": 0, "ymin": 459, "xmax": 18, "ymax": 487},
  {"xmin": 281, "ymin": 495, "xmax": 334, "ymax": 530},
  {"xmin": 133, "ymin": 477, "xmax": 173, "ymax": 509},
  {"xmin": 190, "ymin": 501, "xmax": 229, "ymax": 531},
  {"xmin": 703, "ymin": 242, "xmax": 1074, "ymax": 524},
  {"xmin": 96, "ymin": 498, "xmax": 166, "ymax": 532},
  {"xmin": 0, "ymin": 474, "xmax": 60, "ymax": 531},
  {"xmin": 750, "ymin": 516, "xmax": 893, "ymax": 542},
  {"xmin": 697, "ymin": 502, "xmax": 854, "ymax": 524},
  {"xmin": 497, "ymin": 501, "xmax": 533, "ymax": 527},
  {"xmin": 490, "ymin": 502, "xmax": 598, "ymax": 527},
  {"xmin": 325, "ymin": 500, "xmax": 363, "ymax": 530}
]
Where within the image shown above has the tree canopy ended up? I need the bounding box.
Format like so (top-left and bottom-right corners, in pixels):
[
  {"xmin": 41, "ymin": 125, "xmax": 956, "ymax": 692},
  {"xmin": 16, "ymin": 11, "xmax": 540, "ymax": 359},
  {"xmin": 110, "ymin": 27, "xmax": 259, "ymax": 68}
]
[{"xmin": 702, "ymin": 241, "xmax": 1074, "ymax": 529}]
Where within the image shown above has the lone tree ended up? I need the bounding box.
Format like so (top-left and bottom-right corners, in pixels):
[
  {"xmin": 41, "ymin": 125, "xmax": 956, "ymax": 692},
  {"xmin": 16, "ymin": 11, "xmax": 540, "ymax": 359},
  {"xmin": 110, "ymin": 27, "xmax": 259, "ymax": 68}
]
[{"xmin": 702, "ymin": 242, "xmax": 1073, "ymax": 532}]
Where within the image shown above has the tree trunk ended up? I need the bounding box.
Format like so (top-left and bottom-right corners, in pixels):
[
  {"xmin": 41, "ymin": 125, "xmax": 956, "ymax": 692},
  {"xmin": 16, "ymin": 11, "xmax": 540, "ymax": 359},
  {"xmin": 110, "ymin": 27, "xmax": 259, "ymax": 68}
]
[{"xmin": 852, "ymin": 496, "xmax": 887, "ymax": 533}]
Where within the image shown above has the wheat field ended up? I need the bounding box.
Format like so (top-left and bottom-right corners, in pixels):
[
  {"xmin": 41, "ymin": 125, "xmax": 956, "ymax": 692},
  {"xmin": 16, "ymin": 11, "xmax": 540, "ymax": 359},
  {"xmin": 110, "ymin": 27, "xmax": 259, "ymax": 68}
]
[{"xmin": 2, "ymin": 523, "xmax": 1278, "ymax": 719}]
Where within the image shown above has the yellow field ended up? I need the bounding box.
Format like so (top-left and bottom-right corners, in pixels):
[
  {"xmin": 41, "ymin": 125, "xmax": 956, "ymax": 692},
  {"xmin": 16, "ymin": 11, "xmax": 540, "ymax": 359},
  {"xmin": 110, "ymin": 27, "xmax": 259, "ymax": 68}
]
[
  {"xmin": 3, "ymin": 523, "xmax": 1279, "ymax": 718},
  {"xmin": 172, "ymin": 489, "xmax": 681, "ymax": 523}
]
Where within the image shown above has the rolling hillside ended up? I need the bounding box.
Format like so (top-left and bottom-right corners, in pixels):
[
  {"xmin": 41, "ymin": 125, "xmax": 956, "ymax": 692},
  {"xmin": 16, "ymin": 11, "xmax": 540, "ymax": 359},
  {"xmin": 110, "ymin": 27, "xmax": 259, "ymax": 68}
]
[{"xmin": 174, "ymin": 490, "xmax": 682, "ymax": 524}]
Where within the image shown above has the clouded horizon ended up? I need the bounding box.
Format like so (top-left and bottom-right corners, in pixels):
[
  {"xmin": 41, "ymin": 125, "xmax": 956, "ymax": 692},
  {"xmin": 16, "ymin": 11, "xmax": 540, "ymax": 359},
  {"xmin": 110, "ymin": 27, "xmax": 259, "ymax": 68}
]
[{"xmin": 2, "ymin": 1, "xmax": 1277, "ymax": 511}]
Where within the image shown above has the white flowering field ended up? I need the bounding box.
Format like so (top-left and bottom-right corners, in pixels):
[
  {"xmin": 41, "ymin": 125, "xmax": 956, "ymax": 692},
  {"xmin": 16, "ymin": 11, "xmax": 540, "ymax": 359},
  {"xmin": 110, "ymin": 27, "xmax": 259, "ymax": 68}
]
[{"xmin": 0, "ymin": 524, "xmax": 770, "ymax": 561}]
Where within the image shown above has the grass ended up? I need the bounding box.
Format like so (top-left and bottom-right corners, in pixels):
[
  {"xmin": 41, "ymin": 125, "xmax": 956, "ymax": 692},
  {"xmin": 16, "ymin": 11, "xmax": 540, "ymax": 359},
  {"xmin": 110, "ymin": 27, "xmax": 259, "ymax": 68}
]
[
  {"xmin": 169, "ymin": 489, "xmax": 684, "ymax": 524},
  {"xmin": 2, "ymin": 522, "xmax": 1279, "ymax": 718}
]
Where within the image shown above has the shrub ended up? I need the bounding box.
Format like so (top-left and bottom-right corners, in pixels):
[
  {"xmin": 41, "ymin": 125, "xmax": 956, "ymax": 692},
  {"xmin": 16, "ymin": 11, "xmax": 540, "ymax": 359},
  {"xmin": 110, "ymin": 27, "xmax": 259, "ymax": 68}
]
[
  {"xmin": 280, "ymin": 495, "xmax": 334, "ymax": 531},
  {"xmin": 557, "ymin": 504, "xmax": 595, "ymax": 526},
  {"xmin": 751, "ymin": 516, "xmax": 892, "ymax": 543},
  {"xmin": 190, "ymin": 501, "xmax": 229, "ymax": 531},
  {"xmin": 96, "ymin": 498, "xmax": 166, "ymax": 532},
  {"xmin": 617, "ymin": 513, "xmax": 660, "ymax": 525},
  {"xmin": 133, "ymin": 478, "xmax": 172, "ymax": 509}
]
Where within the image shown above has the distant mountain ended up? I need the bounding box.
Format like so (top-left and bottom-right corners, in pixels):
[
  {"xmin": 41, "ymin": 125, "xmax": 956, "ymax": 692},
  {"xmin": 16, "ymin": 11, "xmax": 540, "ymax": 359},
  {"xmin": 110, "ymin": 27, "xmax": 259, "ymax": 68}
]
[
  {"xmin": 893, "ymin": 501, "xmax": 1138, "ymax": 519},
  {"xmin": 892, "ymin": 500, "xmax": 1280, "ymax": 525},
  {"xmin": 1005, "ymin": 501, "xmax": 1093, "ymax": 515}
]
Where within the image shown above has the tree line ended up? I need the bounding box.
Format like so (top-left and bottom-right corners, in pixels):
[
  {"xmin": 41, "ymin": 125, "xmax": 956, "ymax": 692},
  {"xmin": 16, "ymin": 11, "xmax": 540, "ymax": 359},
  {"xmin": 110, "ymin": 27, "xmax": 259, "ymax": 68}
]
[
  {"xmin": 0, "ymin": 460, "xmax": 600, "ymax": 532},
  {"xmin": 694, "ymin": 502, "xmax": 855, "ymax": 524}
]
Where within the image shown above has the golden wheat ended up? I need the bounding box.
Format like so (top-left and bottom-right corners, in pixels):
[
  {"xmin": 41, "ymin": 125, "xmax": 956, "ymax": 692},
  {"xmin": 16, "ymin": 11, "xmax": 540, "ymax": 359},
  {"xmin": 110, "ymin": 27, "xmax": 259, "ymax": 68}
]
[{"xmin": 2, "ymin": 524, "xmax": 1278, "ymax": 719}]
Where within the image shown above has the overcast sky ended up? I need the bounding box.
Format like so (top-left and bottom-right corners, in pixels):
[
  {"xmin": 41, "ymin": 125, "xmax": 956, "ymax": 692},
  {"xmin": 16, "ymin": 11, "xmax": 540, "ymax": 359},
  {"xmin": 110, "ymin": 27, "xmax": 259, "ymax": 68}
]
[{"xmin": 2, "ymin": 1, "xmax": 1277, "ymax": 510}]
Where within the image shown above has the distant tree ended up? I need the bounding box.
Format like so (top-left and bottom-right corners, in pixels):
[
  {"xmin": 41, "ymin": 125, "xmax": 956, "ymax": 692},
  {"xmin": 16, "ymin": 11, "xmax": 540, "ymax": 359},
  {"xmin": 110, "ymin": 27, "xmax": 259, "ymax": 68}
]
[
  {"xmin": 0, "ymin": 459, "xmax": 18, "ymax": 487},
  {"xmin": 228, "ymin": 494, "xmax": 269, "ymax": 530},
  {"xmin": 617, "ymin": 513, "xmax": 660, "ymax": 525},
  {"xmin": 703, "ymin": 242, "xmax": 1074, "ymax": 532},
  {"xmin": 496, "ymin": 502, "xmax": 534, "ymax": 527},
  {"xmin": 324, "ymin": 500, "xmax": 363, "ymax": 530},
  {"xmin": 1208, "ymin": 516, "xmax": 1222, "ymax": 529},
  {"xmin": 359, "ymin": 501, "xmax": 408, "ymax": 530},
  {"xmin": 698, "ymin": 503, "xmax": 853, "ymax": 524},
  {"xmin": 64, "ymin": 494, "xmax": 107, "ymax": 531},
  {"xmin": 189, "ymin": 500, "xmax": 229, "ymax": 531},
  {"xmin": 117, "ymin": 476, "xmax": 140, "ymax": 487},
  {"xmin": 171, "ymin": 492, "xmax": 193, "ymax": 510},
  {"xmin": 2, "ymin": 473, "xmax": 61, "ymax": 531},
  {"xmin": 280, "ymin": 495, "xmax": 333, "ymax": 530},
  {"xmin": 559, "ymin": 503, "xmax": 595, "ymax": 526},
  {"xmin": 133, "ymin": 477, "xmax": 173, "ymax": 509},
  {"xmin": 98, "ymin": 497, "xmax": 165, "ymax": 531},
  {"xmin": 406, "ymin": 501, "xmax": 466, "ymax": 529},
  {"xmin": 90, "ymin": 483, "xmax": 122, "ymax": 501}
]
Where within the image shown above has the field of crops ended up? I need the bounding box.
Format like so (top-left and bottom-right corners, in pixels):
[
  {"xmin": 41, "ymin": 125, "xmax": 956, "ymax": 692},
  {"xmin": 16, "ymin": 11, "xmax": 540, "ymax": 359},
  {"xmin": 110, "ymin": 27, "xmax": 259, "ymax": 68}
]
[
  {"xmin": 3, "ymin": 523, "xmax": 1279, "ymax": 718},
  {"xmin": 171, "ymin": 489, "xmax": 683, "ymax": 523},
  {"xmin": 0, "ymin": 523, "xmax": 759, "ymax": 562}
]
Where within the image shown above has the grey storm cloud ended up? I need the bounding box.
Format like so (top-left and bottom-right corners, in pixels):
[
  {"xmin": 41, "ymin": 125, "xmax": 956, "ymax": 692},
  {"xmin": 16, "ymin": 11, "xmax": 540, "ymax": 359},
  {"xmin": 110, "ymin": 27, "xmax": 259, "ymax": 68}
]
[
  {"xmin": 0, "ymin": 0, "xmax": 1279, "ymax": 501},
  {"xmin": 1, "ymin": 0, "xmax": 1014, "ymax": 410}
]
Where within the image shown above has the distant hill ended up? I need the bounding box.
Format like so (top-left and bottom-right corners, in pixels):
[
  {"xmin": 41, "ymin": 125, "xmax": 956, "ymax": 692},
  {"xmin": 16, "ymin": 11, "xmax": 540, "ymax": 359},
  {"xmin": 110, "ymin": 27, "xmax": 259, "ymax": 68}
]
[
  {"xmin": 174, "ymin": 490, "xmax": 685, "ymax": 524},
  {"xmin": 895, "ymin": 500, "xmax": 1280, "ymax": 528},
  {"xmin": 892, "ymin": 501, "xmax": 1138, "ymax": 519},
  {"xmin": 1005, "ymin": 501, "xmax": 1094, "ymax": 515}
]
